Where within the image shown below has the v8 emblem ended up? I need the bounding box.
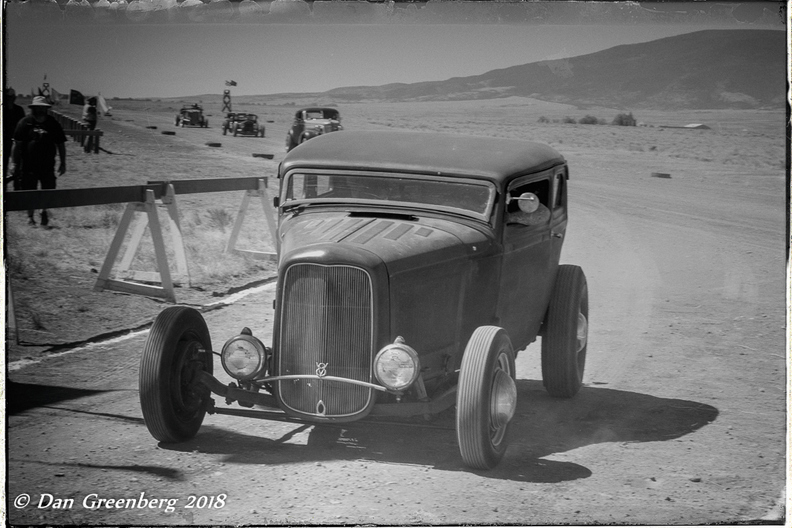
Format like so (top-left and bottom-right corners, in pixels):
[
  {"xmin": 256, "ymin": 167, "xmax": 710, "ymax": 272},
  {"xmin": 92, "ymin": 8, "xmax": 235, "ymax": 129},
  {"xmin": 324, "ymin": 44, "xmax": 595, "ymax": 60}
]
[{"xmin": 316, "ymin": 362, "xmax": 329, "ymax": 378}]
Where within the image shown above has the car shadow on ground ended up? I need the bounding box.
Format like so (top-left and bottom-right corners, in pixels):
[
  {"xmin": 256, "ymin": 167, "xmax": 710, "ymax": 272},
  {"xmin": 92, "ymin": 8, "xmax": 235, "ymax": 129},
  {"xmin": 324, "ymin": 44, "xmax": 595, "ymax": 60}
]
[
  {"xmin": 6, "ymin": 381, "xmax": 117, "ymax": 415},
  {"xmin": 161, "ymin": 380, "xmax": 719, "ymax": 483}
]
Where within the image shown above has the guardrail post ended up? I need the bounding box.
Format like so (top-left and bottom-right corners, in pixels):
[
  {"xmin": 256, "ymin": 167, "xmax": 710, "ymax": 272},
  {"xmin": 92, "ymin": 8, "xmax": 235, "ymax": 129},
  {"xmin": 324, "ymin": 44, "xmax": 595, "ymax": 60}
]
[
  {"xmin": 93, "ymin": 189, "xmax": 177, "ymax": 302},
  {"xmin": 225, "ymin": 177, "xmax": 278, "ymax": 261}
]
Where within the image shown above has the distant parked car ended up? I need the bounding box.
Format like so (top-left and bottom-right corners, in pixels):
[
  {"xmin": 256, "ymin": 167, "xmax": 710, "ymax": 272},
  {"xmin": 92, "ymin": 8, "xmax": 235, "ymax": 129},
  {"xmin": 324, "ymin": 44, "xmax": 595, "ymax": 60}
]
[
  {"xmin": 221, "ymin": 112, "xmax": 242, "ymax": 135},
  {"xmin": 286, "ymin": 107, "xmax": 342, "ymax": 151},
  {"xmin": 138, "ymin": 130, "xmax": 589, "ymax": 470},
  {"xmin": 232, "ymin": 113, "xmax": 265, "ymax": 137},
  {"xmin": 175, "ymin": 104, "xmax": 208, "ymax": 128}
]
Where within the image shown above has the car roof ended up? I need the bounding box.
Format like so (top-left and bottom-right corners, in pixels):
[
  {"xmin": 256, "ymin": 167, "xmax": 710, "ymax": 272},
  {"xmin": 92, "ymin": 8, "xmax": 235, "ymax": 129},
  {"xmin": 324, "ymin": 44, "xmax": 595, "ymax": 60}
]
[{"xmin": 281, "ymin": 130, "xmax": 565, "ymax": 184}]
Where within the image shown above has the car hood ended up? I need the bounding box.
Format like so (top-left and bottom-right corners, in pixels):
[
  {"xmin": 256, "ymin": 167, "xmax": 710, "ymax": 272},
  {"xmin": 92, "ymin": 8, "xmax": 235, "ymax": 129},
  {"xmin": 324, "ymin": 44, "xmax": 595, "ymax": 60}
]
[{"xmin": 279, "ymin": 211, "xmax": 493, "ymax": 275}]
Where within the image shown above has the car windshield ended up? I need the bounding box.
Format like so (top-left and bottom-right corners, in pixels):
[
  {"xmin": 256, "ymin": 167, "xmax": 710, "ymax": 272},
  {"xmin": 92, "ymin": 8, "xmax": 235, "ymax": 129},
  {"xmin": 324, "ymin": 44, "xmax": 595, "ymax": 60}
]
[
  {"xmin": 282, "ymin": 171, "xmax": 495, "ymax": 220},
  {"xmin": 305, "ymin": 110, "xmax": 337, "ymax": 120}
]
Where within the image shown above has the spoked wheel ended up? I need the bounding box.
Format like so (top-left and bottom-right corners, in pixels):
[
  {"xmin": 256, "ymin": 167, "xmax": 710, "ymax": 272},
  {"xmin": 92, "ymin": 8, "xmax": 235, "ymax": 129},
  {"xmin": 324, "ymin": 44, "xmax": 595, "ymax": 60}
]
[
  {"xmin": 139, "ymin": 306, "xmax": 213, "ymax": 442},
  {"xmin": 541, "ymin": 264, "xmax": 589, "ymax": 398},
  {"xmin": 456, "ymin": 326, "xmax": 517, "ymax": 470}
]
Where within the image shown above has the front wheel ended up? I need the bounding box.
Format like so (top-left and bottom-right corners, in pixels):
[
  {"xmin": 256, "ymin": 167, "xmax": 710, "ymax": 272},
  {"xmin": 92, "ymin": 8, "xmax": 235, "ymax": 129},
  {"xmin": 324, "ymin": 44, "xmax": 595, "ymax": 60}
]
[
  {"xmin": 456, "ymin": 326, "xmax": 517, "ymax": 470},
  {"xmin": 139, "ymin": 306, "xmax": 213, "ymax": 442},
  {"xmin": 541, "ymin": 264, "xmax": 588, "ymax": 398}
]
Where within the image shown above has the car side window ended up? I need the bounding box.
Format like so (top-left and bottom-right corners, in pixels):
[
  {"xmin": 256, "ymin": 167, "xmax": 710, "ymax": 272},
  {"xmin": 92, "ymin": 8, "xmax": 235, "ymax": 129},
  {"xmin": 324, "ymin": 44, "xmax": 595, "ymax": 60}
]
[
  {"xmin": 553, "ymin": 170, "xmax": 566, "ymax": 209},
  {"xmin": 505, "ymin": 179, "xmax": 551, "ymax": 227}
]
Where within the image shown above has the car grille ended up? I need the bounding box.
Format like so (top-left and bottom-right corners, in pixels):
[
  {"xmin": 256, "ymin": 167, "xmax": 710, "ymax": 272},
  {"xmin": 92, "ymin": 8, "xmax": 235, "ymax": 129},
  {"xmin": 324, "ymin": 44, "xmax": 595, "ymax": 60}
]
[{"xmin": 278, "ymin": 263, "xmax": 374, "ymax": 418}]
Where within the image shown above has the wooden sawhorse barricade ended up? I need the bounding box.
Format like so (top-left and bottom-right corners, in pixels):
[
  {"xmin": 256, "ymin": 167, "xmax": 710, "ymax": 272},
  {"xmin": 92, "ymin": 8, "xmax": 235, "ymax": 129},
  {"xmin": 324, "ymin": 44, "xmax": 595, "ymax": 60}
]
[
  {"xmin": 5, "ymin": 177, "xmax": 278, "ymax": 309},
  {"xmin": 96, "ymin": 177, "xmax": 278, "ymax": 302}
]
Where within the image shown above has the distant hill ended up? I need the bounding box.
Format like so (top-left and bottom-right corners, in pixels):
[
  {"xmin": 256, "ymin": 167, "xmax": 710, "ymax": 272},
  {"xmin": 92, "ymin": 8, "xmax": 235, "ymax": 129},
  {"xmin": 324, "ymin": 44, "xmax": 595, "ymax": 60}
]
[{"xmin": 275, "ymin": 30, "xmax": 786, "ymax": 110}]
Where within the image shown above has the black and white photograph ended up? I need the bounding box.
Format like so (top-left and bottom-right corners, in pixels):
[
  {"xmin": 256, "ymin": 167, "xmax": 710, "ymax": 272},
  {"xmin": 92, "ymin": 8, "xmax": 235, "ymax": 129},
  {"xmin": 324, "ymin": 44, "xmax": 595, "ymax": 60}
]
[{"xmin": 3, "ymin": 0, "xmax": 788, "ymax": 525}]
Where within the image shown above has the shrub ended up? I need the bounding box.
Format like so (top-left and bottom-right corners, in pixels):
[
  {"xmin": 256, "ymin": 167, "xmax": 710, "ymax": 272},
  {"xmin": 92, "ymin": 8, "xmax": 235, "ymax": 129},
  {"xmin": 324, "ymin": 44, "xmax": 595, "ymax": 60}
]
[
  {"xmin": 578, "ymin": 115, "xmax": 599, "ymax": 125},
  {"xmin": 538, "ymin": 116, "xmax": 550, "ymax": 123},
  {"xmin": 562, "ymin": 116, "xmax": 577, "ymax": 124},
  {"xmin": 206, "ymin": 208, "xmax": 234, "ymax": 232},
  {"xmin": 612, "ymin": 112, "xmax": 637, "ymax": 126}
]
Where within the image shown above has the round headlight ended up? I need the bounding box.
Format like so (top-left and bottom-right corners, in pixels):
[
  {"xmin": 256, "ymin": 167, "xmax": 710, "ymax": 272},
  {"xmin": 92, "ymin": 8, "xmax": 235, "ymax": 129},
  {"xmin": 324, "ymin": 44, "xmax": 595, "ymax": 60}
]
[
  {"xmin": 374, "ymin": 339, "xmax": 420, "ymax": 391},
  {"xmin": 221, "ymin": 335, "xmax": 267, "ymax": 380}
]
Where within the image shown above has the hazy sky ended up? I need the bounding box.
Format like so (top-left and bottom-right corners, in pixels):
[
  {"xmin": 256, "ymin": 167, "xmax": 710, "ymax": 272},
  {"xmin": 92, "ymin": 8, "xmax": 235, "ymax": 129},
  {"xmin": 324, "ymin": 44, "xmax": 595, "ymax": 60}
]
[{"xmin": 4, "ymin": 1, "xmax": 784, "ymax": 98}]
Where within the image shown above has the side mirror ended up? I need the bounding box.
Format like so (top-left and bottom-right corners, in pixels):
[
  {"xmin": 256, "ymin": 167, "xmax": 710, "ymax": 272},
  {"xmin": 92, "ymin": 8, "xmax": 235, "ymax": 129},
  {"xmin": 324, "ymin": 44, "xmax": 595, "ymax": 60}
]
[{"xmin": 507, "ymin": 192, "xmax": 540, "ymax": 214}]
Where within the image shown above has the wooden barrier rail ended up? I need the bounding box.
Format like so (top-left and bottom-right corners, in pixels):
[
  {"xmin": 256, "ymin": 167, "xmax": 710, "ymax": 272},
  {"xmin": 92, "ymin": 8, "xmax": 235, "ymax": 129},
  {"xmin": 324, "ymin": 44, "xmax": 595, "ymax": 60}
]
[
  {"xmin": 4, "ymin": 177, "xmax": 271, "ymax": 211},
  {"xmin": 5, "ymin": 176, "xmax": 278, "ymax": 307},
  {"xmin": 51, "ymin": 110, "xmax": 103, "ymax": 153}
]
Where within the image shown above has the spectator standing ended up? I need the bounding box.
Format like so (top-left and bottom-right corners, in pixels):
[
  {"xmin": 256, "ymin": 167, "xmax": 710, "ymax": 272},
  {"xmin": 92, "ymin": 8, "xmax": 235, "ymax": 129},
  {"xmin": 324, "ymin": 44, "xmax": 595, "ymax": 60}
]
[
  {"xmin": 81, "ymin": 96, "xmax": 98, "ymax": 153},
  {"xmin": 4, "ymin": 88, "xmax": 27, "ymax": 189},
  {"xmin": 9, "ymin": 96, "xmax": 67, "ymax": 226}
]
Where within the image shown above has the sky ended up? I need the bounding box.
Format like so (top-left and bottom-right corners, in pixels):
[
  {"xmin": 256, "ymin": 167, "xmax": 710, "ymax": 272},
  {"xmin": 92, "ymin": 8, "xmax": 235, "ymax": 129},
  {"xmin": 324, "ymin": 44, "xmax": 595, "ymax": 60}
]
[{"xmin": 3, "ymin": 1, "xmax": 785, "ymax": 99}]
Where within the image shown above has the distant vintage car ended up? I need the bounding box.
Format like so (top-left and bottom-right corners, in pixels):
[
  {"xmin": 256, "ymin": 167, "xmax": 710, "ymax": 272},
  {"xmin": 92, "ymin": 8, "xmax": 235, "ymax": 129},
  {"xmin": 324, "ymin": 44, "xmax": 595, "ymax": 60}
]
[
  {"xmin": 175, "ymin": 104, "xmax": 208, "ymax": 128},
  {"xmin": 139, "ymin": 130, "xmax": 588, "ymax": 470},
  {"xmin": 221, "ymin": 112, "xmax": 242, "ymax": 135},
  {"xmin": 285, "ymin": 107, "xmax": 342, "ymax": 151},
  {"xmin": 232, "ymin": 113, "xmax": 265, "ymax": 137}
]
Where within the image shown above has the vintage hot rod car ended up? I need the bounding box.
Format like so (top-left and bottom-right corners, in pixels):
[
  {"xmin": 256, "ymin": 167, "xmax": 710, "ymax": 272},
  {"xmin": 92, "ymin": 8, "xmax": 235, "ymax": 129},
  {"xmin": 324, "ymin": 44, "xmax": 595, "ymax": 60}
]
[
  {"xmin": 285, "ymin": 107, "xmax": 342, "ymax": 151},
  {"xmin": 139, "ymin": 130, "xmax": 588, "ymax": 470},
  {"xmin": 175, "ymin": 104, "xmax": 208, "ymax": 128},
  {"xmin": 221, "ymin": 112, "xmax": 242, "ymax": 135},
  {"xmin": 231, "ymin": 113, "xmax": 265, "ymax": 137}
]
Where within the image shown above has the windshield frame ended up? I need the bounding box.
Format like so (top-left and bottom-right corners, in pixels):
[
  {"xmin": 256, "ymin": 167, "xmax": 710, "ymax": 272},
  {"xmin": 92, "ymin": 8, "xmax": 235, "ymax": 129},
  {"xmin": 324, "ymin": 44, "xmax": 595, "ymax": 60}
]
[{"xmin": 280, "ymin": 169, "xmax": 497, "ymax": 224}]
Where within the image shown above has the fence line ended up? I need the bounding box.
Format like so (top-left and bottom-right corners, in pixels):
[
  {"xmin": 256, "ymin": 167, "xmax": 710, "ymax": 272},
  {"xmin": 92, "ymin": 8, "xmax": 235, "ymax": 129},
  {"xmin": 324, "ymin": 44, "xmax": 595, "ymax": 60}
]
[
  {"xmin": 50, "ymin": 110, "xmax": 103, "ymax": 153},
  {"xmin": 4, "ymin": 176, "xmax": 272, "ymax": 211}
]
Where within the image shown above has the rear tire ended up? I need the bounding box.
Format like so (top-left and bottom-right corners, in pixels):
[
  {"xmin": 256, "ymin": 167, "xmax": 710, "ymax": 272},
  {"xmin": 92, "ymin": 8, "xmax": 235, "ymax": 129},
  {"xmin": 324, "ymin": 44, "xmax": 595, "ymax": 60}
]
[
  {"xmin": 541, "ymin": 265, "xmax": 588, "ymax": 398},
  {"xmin": 456, "ymin": 326, "xmax": 517, "ymax": 469},
  {"xmin": 139, "ymin": 307, "xmax": 213, "ymax": 442}
]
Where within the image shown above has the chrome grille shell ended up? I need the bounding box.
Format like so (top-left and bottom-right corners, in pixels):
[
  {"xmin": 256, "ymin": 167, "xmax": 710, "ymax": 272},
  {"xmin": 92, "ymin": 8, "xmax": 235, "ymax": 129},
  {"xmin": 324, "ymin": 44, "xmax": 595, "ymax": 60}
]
[{"xmin": 276, "ymin": 263, "xmax": 375, "ymax": 419}]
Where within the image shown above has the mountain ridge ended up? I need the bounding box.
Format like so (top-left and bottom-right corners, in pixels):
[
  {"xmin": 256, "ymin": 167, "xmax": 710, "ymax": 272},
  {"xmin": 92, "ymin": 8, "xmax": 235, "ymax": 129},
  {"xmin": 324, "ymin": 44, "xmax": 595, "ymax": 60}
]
[{"xmin": 267, "ymin": 29, "xmax": 786, "ymax": 110}]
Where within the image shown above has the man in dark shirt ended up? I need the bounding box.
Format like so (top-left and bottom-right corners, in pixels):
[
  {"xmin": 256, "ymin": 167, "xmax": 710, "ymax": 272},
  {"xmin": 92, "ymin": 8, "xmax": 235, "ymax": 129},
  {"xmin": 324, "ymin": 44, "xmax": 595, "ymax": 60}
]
[
  {"xmin": 9, "ymin": 95, "xmax": 67, "ymax": 226},
  {"xmin": 4, "ymin": 88, "xmax": 27, "ymax": 188}
]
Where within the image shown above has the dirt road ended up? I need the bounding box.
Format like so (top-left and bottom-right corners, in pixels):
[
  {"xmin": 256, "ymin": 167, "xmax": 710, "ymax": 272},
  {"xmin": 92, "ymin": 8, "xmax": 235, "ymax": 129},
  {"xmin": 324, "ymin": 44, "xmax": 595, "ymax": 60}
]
[{"xmin": 6, "ymin": 108, "xmax": 787, "ymax": 525}]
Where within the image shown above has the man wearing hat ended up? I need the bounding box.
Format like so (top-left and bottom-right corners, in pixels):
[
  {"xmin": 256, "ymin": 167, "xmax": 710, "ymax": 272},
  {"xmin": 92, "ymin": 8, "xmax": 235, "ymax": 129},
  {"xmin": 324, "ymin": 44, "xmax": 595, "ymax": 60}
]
[
  {"xmin": 9, "ymin": 95, "xmax": 67, "ymax": 226},
  {"xmin": 3, "ymin": 88, "xmax": 26, "ymax": 187}
]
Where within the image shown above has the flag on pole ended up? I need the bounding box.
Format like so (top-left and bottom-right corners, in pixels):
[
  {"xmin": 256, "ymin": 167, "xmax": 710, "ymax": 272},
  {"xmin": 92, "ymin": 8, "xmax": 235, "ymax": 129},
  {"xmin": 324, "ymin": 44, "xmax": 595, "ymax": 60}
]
[
  {"xmin": 225, "ymin": 80, "xmax": 237, "ymax": 87},
  {"xmin": 69, "ymin": 89, "xmax": 85, "ymax": 105},
  {"xmin": 50, "ymin": 88, "xmax": 62, "ymax": 104}
]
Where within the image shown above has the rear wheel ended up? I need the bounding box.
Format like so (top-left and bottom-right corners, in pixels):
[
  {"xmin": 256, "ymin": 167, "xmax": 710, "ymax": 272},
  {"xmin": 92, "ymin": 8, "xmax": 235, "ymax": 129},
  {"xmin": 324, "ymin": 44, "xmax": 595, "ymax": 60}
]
[
  {"xmin": 139, "ymin": 307, "xmax": 213, "ymax": 442},
  {"xmin": 541, "ymin": 265, "xmax": 588, "ymax": 398},
  {"xmin": 456, "ymin": 326, "xmax": 517, "ymax": 469}
]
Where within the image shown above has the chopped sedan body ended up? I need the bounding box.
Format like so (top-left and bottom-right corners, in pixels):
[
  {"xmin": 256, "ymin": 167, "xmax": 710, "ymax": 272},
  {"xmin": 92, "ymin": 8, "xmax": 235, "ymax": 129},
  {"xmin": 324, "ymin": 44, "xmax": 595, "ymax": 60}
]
[
  {"xmin": 286, "ymin": 107, "xmax": 342, "ymax": 151},
  {"xmin": 139, "ymin": 130, "xmax": 589, "ymax": 469}
]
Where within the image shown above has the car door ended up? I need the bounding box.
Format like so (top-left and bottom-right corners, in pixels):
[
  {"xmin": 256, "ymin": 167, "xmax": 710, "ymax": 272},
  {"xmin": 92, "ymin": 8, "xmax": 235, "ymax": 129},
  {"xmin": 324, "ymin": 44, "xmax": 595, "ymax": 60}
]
[{"xmin": 496, "ymin": 171, "xmax": 557, "ymax": 349}]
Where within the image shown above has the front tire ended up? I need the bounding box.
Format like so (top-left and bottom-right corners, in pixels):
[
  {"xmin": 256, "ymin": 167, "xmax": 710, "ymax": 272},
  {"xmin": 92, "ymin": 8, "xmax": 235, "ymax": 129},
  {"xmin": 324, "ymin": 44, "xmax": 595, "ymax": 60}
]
[
  {"xmin": 541, "ymin": 265, "xmax": 588, "ymax": 398},
  {"xmin": 456, "ymin": 326, "xmax": 517, "ymax": 469},
  {"xmin": 139, "ymin": 306, "xmax": 213, "ymax": 443}
]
